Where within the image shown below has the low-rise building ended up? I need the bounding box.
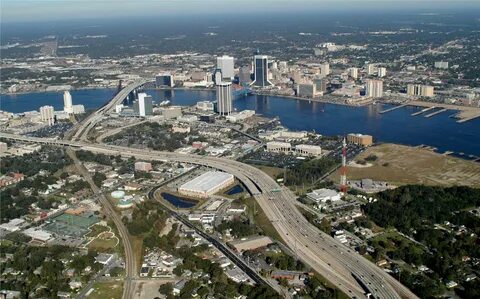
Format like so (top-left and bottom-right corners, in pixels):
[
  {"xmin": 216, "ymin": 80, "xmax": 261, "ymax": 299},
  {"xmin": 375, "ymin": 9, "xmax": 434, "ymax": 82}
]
[
  {"xmin": 134, "ymin": 161, "xmax": 152, "ymax": 172},
  {"xmin": 306, "ymin": 188, "xmax": 341, "ymax": 203},
  {"xmin": 347, "ymin": 133, "xmax": 373, "ymax": 146},
  {"xmin": 295, "ymin": 144, "xmax": 322, "ymax": 156},
  {"xmin": 178, "ymin": 171, "xmax": 234, "ymax": 199},
  {"xmin": 229, "ymin": 235, "xmax": 274, "ymax": 252},
  {"xmin": 266, "ymin": 141, "xmax": 291, "ymax": 153}
]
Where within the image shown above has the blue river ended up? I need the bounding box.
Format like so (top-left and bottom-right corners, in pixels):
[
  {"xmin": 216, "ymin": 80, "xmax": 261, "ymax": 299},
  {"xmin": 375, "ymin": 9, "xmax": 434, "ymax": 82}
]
[{"xmin": 1, "ymin": 89, "xmax": 479, "ymax": 156}]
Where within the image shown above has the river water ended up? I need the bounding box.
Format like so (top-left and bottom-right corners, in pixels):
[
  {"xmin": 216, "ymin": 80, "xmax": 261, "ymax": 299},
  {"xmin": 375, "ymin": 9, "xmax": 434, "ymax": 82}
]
[{"xmin": 1, "ymin": 88, "xmax": 479, "ymax": 156}]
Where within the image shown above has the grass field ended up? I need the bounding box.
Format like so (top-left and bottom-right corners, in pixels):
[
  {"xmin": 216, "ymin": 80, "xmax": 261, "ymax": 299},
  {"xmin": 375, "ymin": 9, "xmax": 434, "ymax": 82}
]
[
  {"xmin": 89, "ymin": 281, "xmax": 123, "ymax": 299},
  {"xmin": 330, "ymin": 143, "xmax": 480, "ymax": 187},
  {"xmin": 86, "ymin": 224, "xmax": 109, "ymax": 238},
  {"xmin": 253, "ymin": 165, "xmax": 284, "ymax": 179},
  {"xmin": 87, "ymin": 234, "xmax": 118, "ymax": 252},
  {"xmin": 242, "ymin": 197, "xmax": 282, "ymax": 242}
]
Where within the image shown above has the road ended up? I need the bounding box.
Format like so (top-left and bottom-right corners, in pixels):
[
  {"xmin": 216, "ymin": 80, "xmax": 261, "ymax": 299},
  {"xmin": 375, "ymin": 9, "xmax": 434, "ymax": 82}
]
[
  {"xmin": 1, "ymin": 132, "xmax": 419, "ymax": 299},
  {"xmin": 71, "ymin": 78, "xmax": 152, "ymax": 142},
  {"xmin": 66, "ymin": 149, "xmax": 137, "ymax": 299}
]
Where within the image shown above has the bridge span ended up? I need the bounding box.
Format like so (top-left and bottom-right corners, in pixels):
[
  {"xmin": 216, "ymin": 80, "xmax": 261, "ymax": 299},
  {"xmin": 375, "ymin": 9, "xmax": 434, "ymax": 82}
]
[{"xmin": 71, "ymin": 78, "xmax": 153, "ymax": 142}]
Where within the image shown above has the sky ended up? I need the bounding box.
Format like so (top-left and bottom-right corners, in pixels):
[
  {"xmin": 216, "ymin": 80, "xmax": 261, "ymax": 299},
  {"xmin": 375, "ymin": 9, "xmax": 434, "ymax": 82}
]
[{"xmin": 1, "ymin": 0, "xmax": 479, "ymax": 23}]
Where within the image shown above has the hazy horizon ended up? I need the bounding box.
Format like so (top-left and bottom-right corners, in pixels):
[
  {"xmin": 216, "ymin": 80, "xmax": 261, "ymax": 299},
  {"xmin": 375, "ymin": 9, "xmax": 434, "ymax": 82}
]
[{"xmin": 2, "ymin": 0, "xmax": 480, "ymax": 24}]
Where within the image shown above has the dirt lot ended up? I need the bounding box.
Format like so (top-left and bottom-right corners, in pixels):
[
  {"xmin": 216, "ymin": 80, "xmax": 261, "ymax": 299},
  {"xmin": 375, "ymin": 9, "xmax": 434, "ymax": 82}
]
[{"xmin": 330, "ymin": 143, "xmax": 480, "ymax": 187}]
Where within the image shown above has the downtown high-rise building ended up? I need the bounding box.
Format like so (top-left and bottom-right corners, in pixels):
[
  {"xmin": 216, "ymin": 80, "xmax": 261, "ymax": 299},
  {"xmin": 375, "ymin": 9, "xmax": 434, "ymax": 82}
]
[
  {"xmin": 155, "ymin": 73, "xmax": 174, "ymax": 87},
  {"xmin": 319, "ymin": 63, "xmax": 330, "ymax": 77},
  {"xmin": 135, "ymin": 93, "xmax": 153, "ymax": 116},
  {"xmin": 40, "ymin": 105, "xmax": 55, "ymax": 126},
  {"xmin": 216, "ymin": 82, "xmax": 233, "ymax": 115},
  {"xmin": 216, "ymin": 55, "xmax": 234, "ymax": 80},
  {"xmin": 350, "ymin": 67, "xmax": 358, "ymax": 79},
  {"xmin": 365, "ymin": 80, "xmax": 383, "ymax": 98},
  {"xmin": 252, "ymin": 55, "xmax": 272, "ymax": 87},
  {"xmin": 63, "ymin": 91, "xmax": 73, "ymax": 114},
  {"xmin": 377, "ymin": 67, "xmax": 387, "ymax": 78},
  {"xmin": 407, "ymin": 84, "xmax": 434, "ymax": 97}
]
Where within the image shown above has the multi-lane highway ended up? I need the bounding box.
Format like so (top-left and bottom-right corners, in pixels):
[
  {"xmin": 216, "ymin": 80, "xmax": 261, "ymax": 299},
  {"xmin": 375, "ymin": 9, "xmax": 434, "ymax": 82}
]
[
  {"xmin": 71, "ymin": 78, "xmax": 152, "ymax": 142},
  {"xmin": 0, "ymin": 132, "xmax": 419, "ymax": 299}
]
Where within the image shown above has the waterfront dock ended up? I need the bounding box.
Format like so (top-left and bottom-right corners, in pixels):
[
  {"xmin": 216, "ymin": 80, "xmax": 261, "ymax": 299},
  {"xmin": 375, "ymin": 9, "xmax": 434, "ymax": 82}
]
[
  {"xmin": 411, "ymin": 106, "xmax": 436, "ymax": 116},
  {"xmin": 379, "ymin": 104, "xmax": 408, "ymax": 114},
  {"xmin": 425, "ymin": 108, "xmax": 447, "ymax": 118}
]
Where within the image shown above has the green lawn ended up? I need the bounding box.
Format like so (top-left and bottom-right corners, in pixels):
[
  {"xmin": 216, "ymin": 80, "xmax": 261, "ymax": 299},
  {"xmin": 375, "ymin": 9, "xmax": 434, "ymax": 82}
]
[
  {"xmin": 89, "ymin": 281, "xmax": 123, "ymax": 299},
  {"xmin": 86, "ymin": 224, "xmax": 109, "ymax": 238}
]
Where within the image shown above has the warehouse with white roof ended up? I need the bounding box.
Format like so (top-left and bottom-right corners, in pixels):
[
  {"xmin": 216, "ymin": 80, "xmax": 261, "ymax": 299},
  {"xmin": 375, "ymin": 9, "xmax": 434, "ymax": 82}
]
[{"xmin": 178, "ymin": 171, "xmax": 234, "ymax": 199}]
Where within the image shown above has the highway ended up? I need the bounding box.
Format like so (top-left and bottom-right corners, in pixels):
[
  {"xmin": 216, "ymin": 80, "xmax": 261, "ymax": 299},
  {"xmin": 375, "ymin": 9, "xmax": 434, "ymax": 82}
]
[
  {"xmin": 71, "ymin": 78, "xmax": 152, "ymax": 142},
  {"xmin": 0, "ymin": 132, "xmax": 419, "ymax": 299}
]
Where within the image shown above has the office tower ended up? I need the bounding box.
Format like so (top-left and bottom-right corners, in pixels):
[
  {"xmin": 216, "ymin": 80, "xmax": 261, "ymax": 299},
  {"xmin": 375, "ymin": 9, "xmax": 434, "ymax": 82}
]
[
  {"xmin": 367, "ymin": 64, "xmax": 376, "ymax": 75},
  {"xmin": 270, "ymin": 61, "xmax": 278, "ymax": 70},
  {"xmin": 216, "ymin": 55, "xmax": 234, "ymax": 80},
  {"xmin": 40, "ymin": 105, "xmax": 55, "ymax": 126},
  {"xmin": 365, "ymin": 80, "xmax": 383, "ymax": 98},
  {"xmin": 320, "ymin": 63, "xmax": 330, "ymax": 77},
  {"xmin": 216, "ymin": 82, "xmax": 232, "ymax": 115},
  {"xmin": 155, "ymin": 73, "xmax": 174, "ymax": 87},
  {"xmin": 377, "ymin": 67, "xmax": 387, "ymax": 78},
  {"xmin": 297, "ymin": 83, "xmax": 319, "ymax": 97},
  {"xmin": 214, "ymin": 69, "xmax": 223, "ymax": 85},
  {"xmin": 434, "ymin": 61, "xmax": 449, "ymax": 69},
  {"xmin": 313, "ymin": 78, "xmax": 328, "ymax": 92},
  {"xmin": 252, "ymin": 55, "xmax": 272, "ymax": 87},
  {"xmin": 239, "ymin": 66, "xmax": 252, "ymax": 85},
  {"xmin": 407, "ymin": 84, "xmax": 434, "ymax": 97},
  {"xmin": 138, "ymin": 94, "xmax": 153, "ymax": 116},
  {"xmin": 63, "ymin": 91, "xmax": 73, "ymax": 114},
  {"xmin": 350, "ymin": 67, "xmax": 358, "ymax": 79}
]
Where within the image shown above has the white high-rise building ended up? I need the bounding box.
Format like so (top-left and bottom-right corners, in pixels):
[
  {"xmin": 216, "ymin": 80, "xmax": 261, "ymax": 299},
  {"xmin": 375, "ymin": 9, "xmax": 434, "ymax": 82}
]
[
  {"xmin": 365, "ymin": 80, "xmax": 383, "ymax": 98},
  {"xmin": 350, "ymin": 67, "xmax": 358, "ymax": 79},
  {"xmin": 377, "ymin": 67, "xmax": 387, "ymax": 78},
  {"xmin": 407, "ymin": 84, "xmax": 434, "ymax": 97},
  {"xmin": 216, "ymin": 82, "xmax": 233, "ymax": 115},
  {"xmin": 320, "ymin": 63, "xmax": 330, "ymax": 77},
  {"xmin": 367, "ymin": 64, "xmax": 376, "ymax": 75},
  {"xmin": 40, "ymin": 105, "xmax": 55, "ymax": 126},
  {"xmin": 63, "ymin": 91, "xmax": 73, "ymax": 114},
  {"xmin": 216, "ymin": 55, "xmax": 234, "ymax": 80},
  {"xmin": 137, "ymin": 93, "xmax": 153, "ymax": 117}
]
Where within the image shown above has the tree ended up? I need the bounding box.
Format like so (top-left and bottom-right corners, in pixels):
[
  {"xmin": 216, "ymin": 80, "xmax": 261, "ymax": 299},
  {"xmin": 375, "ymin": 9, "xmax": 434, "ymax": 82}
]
[{"xmin": 159, "ymin": 283, "xmax": 173, "ymax": 295}]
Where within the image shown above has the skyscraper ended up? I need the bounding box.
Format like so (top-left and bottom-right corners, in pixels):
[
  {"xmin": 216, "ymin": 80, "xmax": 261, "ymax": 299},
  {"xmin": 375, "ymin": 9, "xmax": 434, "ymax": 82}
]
[
  {"xmin": 63, "ymin": 91, "xmax": 73, "ymax": 114},
  {"xmin": 252, "ymin": 55, "xmax": 272, "ymax": 87},
  {"xmin": 136, "ymin": 93, "xmax": 153, "ymax": 116},
  {"xmin": 350, "ymin": 67, "xmax": 358, "ymax": 79},
  {"xmin": 377, "ymin": 67, "xmax": 387, "ymax": 78},
  {"xmin": 365, "ymin": 80, "xmax": 383, "ymax": 98},
  {"xmin": 40, "ymin": 105, "xmax": 55, "ymax": 126},
  {"xmin": 320, "ymin": 63, "xmax": 330, "ymax": 77},
  {"xmin": 216, "ymin": 82, "xmax": 232, "ymax": 115},
  {"xmin": 155, "ymin": 73, "xmax": 174, "ymax": 87},
  {"xmin": 216, "ymin": 55, "xmax": 234, "ymax": 80}
]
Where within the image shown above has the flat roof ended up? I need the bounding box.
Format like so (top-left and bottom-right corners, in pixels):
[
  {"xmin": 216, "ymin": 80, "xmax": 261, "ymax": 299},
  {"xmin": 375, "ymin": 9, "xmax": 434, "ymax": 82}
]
[{"xmin": 179, "ymin": 171, "xmax": 233, "ymax": 193}]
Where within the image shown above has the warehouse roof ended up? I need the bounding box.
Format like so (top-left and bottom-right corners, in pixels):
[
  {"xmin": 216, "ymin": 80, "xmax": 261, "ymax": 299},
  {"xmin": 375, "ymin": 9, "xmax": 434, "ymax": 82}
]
[{"xmin": 179, "ymin": 171, "xmax": 233, "ymax": 193}]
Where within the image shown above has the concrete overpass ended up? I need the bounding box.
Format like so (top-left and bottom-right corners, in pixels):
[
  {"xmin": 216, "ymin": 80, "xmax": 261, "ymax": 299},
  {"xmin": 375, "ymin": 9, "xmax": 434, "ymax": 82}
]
[
  {"xmin": 71, "ymin": 78, "xmax": 153, "ymax": 142},
  {"xmin": 0, "ymin": 132, "xmax": 419, "ymax": 299}
]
